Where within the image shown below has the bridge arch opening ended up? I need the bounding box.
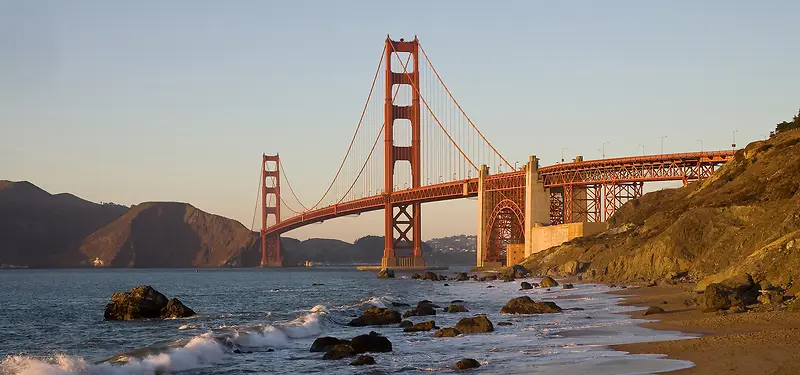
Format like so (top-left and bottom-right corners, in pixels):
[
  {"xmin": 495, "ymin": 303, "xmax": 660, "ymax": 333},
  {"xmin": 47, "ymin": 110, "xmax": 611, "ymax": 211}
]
[{"xmin": 485, "ymin": 199, "xmax": 524, "ymax": 265}]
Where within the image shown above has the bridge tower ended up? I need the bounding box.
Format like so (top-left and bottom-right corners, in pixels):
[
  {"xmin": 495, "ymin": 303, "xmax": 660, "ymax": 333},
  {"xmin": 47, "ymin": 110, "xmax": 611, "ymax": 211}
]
[
  {"xmin": 261, "ymin": 154, "xmax": 282, "ymax": 267},
  {"xmin": 382, "ymin": 36, "xmax": 423, "ymax": 268}
]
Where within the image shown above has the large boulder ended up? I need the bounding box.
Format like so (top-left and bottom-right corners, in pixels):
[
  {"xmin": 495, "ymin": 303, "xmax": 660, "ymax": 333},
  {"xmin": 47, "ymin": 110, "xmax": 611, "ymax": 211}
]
[
  {"xmin": 160, "ymin": 298, "xmax": 196, "ymax": 319},
  {"xmin": 323, "ymin": 344, "xmax": 356, "ymax": 360},
  {"xmin": 444, "ymin": 304, "xmax": 469, "ymax": 313},
  {"xmin": 434, "ymin": 327, "xmax": 461, "ymax": 337},
  {"xmin": 377, "ymin": 268, "xmax": 395, "ymax": 279},
  {"xmin": 540, "ymin": 276, "xmax": 559, "ymax": 288},
  {"xmin": 403, "ymin": 301, "xmax": 437, "ymax": 318},
  {"xmin": 702, "ymin": 283, "xmax": 742, "ymax": 312},
  {"xmin": 311, "ymin": 337, "xmax": 349, "ymax": 352},
  {"xmin": 559, "ymin": 260, "xmax": 586, "ymax": 276},
  {"xmin": 455, "ymin": 358, "xmax": 481, "ymax": 370},
  {"xmin": 348, "ymin": 307, "xmax": 402, "ymax": 326},
  {"xmin": 454, "ymin": 315, "xmax": 494, "ymax": 334},
  {"xmin": 500, "ymin": 296, "xmax": 562, "ymax": 314},
  {"xmin": 758, "ymin": 290, "xmax": 786, "ymax": 305},
  {"xmin": 104, "ymin": 285, "xmax": 172, "ymax": 320},
  {"xmin": 503, "ymin": 264, "xmax": 531, "ymax": 279},
  {"xmin": 350, "ymin": 331, "xmax": 392, "ymax": 354},
  {"xmin": 403, "ymin": 320, "xmax": 438, "ymax": 332}
]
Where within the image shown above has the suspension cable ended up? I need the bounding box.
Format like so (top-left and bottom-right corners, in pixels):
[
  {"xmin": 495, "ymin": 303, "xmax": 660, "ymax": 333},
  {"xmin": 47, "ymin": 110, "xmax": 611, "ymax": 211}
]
[
  {"xmin": 250, "ymin": 164, "xmax": 262, "ymax": 231},
  {"xmin": 389, "ymin": 41, "xmax": 478, "ymax": 171},
  {"xmin": 302, "ymin": 45, "xmax": 387, "ymax": 210},
  {"xmin": 278, "ymin": 159, "xmax": 310, "ymax": 211},
  {"xmin": 418, "ymin": 42, "xmax": 514, "ymax": 170}
]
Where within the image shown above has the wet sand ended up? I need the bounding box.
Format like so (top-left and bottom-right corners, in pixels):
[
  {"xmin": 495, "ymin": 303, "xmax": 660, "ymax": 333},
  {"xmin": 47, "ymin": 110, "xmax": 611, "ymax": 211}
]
[{"xmin": 610, "ymin": 284, "xmax": 800, "ymax": 374}]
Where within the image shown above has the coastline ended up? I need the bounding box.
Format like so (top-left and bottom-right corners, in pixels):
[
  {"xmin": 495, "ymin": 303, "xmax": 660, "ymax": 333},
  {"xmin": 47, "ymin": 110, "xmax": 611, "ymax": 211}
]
[{"xmin": 609, "ymin": 284, "xmax": 800, "ymax": 374}]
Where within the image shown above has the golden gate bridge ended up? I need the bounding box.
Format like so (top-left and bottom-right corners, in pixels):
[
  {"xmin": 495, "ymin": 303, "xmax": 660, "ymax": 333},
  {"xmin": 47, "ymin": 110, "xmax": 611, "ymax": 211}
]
[{"xmin": 257, "ymin": 36, "xmax": 734, "ymax": 268}]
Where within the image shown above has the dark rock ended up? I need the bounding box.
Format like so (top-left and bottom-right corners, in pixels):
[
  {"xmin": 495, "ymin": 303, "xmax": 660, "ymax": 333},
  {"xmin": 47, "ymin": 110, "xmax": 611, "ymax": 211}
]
[
  {"xmin": 487, "ymin": 275, "xmax": 498, "ymax": 281},
  {"xmin": 444, "ymin": 304, "xmax": 469, "ymax": 313},
  {"xmin": 403, "ymin": 301, "xmax": 437, "ymax": 317},
  {"xmin": 662, "ymin": 300, "xmax": 669, "ymax": 304},
  {"xmin": 501, "ymin": 274, "xmax": 515, "ymax": 282},
  {"xmin": 403, "ymin": 320, "xmax": 438, "ymax": 332},
  {"xmin": 411, "ymin": 273, "xmax": 422, "ymax": 280},
  {"xmin": 702, "ymin": 283, "xmax": 742, "ymax": 312},
  {"xmin": 323, "ymin": 343, "xmax": 356, "ymax": 360},
  {"xmin": 454, "ymin": 315, "xmax": 494, "ymax": 334},
  {"xmin": 520, "ymin": 282, "xmax": 533, "ymax": 290},
  {"xmin": 562, "ymin": 283, "xmax": 574, "ymax": 290},
  {"xmin": 486, "ymin": 285, "xmax": 495, "ymax": 288},
  {"xmin": 439, "ymin": 275, "xmax": 448, "ymax": 281},
  {"xmin": 434, "ymin": 327, "xmax": 461, "ymax": 337},
  {"xmin": 500, "ymin": 296, "xmax": 562, "ymax": 314},
  {"xmin": 540, "ymin": 276, "xmax": 559, "ymax": 288},
  {"xmin": 455, "ymin": 358, "xmax": 481, "ymax": 370},
  {"xmin": 609, "ymin": 284, "xmax": 617, "ymax": 288},
  {"xmin": 478, "ymin": 276, "xmax": 487, "ymax": 282},
  {"xmin": 311, "ymin": 337, "xmax": 349, "ymax": 352},
  {"xmin": 644, "ymin": 306, "xmax": 666, "ymax": 315},
  {"xmin": 451, "ymin": 299, "xmax": 465, "ymax": 304},
  {"xmin": 160, "ymin": 298, "xmax": 196, "ymax": 319},
  {"xmin": 758, "ymin": 290, "xmax": 786, "ymax": 305},
  {"xmin": 104, "ymin": 285, "xmax": 171, "ymax": 321},
  {"xmin": 350, "ymin": 355, "xmax": 375, "ymax": 366},
  {"xmin": 266, "ymin": 348, "xmax": 274, "ymax": 352},
  {"xmin": 312, "ymin": 283, "xmax": 324, "ymax": 286},
  {"xmin": 620, "ymin": 286, "xmax": 628, "ymax": 289},
  {"xmin": 497, "ymin": 322, "xmax": 513, "ymax": 326},
  {"xmin": 377, "ymin": 268, "xmax": 395, "ymax": 279},
  {"xmin": 456, "ymin": 272, "xmax": 470, "ymax": 281},
  {"xmin": 391, "ymin": 302, "xmax": 410, "ymax": 307},
  {"xmin": 399, "ymin": 320, "xmax": 414, "ymax": 328},
  {"xmin": 422, "ymin": 271, "xmax": 440, "ymax": 281},
  {"xmin": 503, "ymin": 264, "xmax": 531, "ymax": 279},
  {"xmin": 348, "ymin": 307, "xmax": 402, "ymax": 326},
  {"xmin": 350, "ymin": 331, "xmax": 392, "ymax": 354},
  {"xmin": 444, "ymin": 283, "xmax": 450, "ymax": 286}
]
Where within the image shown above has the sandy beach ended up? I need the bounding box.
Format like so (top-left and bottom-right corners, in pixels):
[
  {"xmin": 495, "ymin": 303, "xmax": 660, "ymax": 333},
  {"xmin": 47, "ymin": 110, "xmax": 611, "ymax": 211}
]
[{"xmin": 611, "ymin": 284, "xmax": 800, "ymax": 374}]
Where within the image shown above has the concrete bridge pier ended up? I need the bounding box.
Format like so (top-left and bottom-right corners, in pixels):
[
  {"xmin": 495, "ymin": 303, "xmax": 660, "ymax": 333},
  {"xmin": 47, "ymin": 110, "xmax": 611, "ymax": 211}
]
[{"xmin": 476, "ymin": 156, "xmax": 550, "ymax": 268}]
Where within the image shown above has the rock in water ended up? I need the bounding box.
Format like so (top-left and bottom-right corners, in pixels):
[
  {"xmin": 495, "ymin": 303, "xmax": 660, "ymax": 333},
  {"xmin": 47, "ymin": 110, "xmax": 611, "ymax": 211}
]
[
  {"xmin": 350, "ymin": 331, "xmax": 392, "ymax": 353},
  {"xmin": 644, "ymin": 306, "xmax": 666, "ymax": 315},
  {"xmin": 403, "ymin": 320, "xmax": 438, "ymax": 332},
  {"xmin": 540, "ymin": 276, "xmax": 559, "ymax": 288},
  {"xmin": 350, "ymin": 355, "xmax": 375, "ymax": 366},
  {"xmin": 399, "ymin": 320, "xmax": 414, "ymax": 328},
  {"xmin": 444, "ymin": 304, "xmax": 469, "ymax": 313},
  {"xmin": 311, "ymin": 337, "xmax": 349, "ymax": 352},
  {"xmin": 422, "ymin": 271, "xmax": 440, "ymax": 281},
  {"xmin": 160, "ymin": 298, "xmax": 196, "ymax": 319},
  {"xmin": 500, "ymin": 274, "xmax": 515, "ymax": 282},
  {"xmin": 323, "ymin": 344, "xmax": 356, "ymax": 360},
  {"xmin": 497, "ymin": 322, "xmax": 513, "ymax": 326},
  {"xmin": 456, "ymin": 272, "xmax": 470, "ymax": 281},
  {"xmin": 455, "ymin": 358, "xmax": 481, "ymax": 369},
  {"xmin": 500, "ymin": 296, "xmax": 562, "ymax": 314},
  {"xmin": 377, "ymin": 268, "xmax": 395, "ymax": 279},
  {"xmin": 434, "ymin": 327, "xmax": 461, "ymax": 337},
  {"xmin": 454, "ymin": 315, "xmax": 494, "ymax": 334},
  {"xmin": 520, "ymin": 282, "xmax": 533, "ymax": 290},
  {"xmin": 562, "ymin": 283, "xmax": 574, "ymax": 290},
  {"xmin": 411, "ymin": 273, "xmax": 422, "ymax": 280},
  {"xmin": 348, "ymin": 307, "xmax": 402, "ymax": 326},
  {"xmin": 403, "ymin": 301, "xmax": 437, "ymax": 317},
  {"xmin": 104, "ymin": 285, "xmax": 170, "ymax": 320}
]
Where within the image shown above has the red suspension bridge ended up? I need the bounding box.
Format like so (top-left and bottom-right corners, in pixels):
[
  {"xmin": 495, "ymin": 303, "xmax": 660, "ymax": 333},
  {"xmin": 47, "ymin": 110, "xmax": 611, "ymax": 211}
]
[{"xmin": 259, "ymin": 36, "xmax": 734, "ymax": 268}]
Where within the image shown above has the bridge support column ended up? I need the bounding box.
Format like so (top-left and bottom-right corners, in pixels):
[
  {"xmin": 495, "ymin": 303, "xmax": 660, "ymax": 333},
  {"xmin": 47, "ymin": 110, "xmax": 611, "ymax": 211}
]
[
  {"xmin": 475, "ymin": 165, "xmax": 489, "ymax": 268},
  {"xmin": 261, "ymin": 154, "xmax": 282, "ymax": 267},
  {"xmin": 523, "ymin": 155, "xmax": 550, "ymax": 259}
]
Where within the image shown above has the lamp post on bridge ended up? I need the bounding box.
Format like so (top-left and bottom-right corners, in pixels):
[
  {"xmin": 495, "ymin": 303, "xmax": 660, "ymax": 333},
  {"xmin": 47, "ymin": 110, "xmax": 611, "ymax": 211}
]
[
  {"xmin": 732, "ymin": 130, "xmax": 738, "ymax": 149},
  {"xmin": 601, "ymin": 142, "xmax": 610, "ymax": 159},
  {"xmin": 637, "ymin": 144, "xmax": 644, "ymax": 156},
  {"xmin": 561, "ymin": 148, "xmax": 568, "ymax": 163},
  {"xmin": 697, "ymin": 139, "xmax": 704, "ymax": 152},
  {"xmin": 660, "ymin": 136, "xmax": 668, "ymax": 155}
]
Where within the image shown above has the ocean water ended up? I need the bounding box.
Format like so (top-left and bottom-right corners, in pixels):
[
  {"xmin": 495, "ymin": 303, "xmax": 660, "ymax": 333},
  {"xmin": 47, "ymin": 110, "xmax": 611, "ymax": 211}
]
[{"xmin": 0, "ymin": 268, "xmax": 695, "ymax": 374}]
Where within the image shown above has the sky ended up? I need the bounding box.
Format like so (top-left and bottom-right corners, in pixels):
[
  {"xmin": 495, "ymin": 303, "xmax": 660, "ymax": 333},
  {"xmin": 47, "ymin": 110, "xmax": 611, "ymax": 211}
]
[{"xmin": 1, "ymin": 1, "xmax": 798, "ymax": 242}]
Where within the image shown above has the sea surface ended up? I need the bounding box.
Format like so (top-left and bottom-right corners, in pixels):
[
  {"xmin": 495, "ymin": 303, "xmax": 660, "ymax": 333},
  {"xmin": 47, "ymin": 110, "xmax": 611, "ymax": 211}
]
[{"xmin": 0, "ymin": 268, "xmax": 695, "ymax": 374}]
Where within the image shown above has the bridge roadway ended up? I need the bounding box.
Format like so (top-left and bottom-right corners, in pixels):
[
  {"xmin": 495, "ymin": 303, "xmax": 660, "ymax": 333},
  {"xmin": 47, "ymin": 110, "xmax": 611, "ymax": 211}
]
[{"xmin": 263, "ymin": 150, "xmax": 735, "ymax": 236}]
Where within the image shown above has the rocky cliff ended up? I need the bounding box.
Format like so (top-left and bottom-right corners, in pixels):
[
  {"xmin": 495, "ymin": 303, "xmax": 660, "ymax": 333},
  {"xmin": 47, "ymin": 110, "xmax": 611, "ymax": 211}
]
[
  {"xmin": 0, "ymin": 181, "xmax": 127, "ymax": 267},
  {"xmin": 521, "ymin": 128, "xmax": 800, "ymax": 287}
]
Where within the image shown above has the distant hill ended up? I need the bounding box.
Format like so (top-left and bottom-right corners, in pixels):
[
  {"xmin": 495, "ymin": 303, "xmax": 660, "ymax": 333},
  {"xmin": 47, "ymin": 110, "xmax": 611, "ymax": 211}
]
[
  {"xmin": 0, "ymin": 180, "xmax": 476, "ymax": 268},
  {"xmin": 79, "ymin": 202, "xmax": 260, "ymax": 268},
  {"xmin": 0, "ymin": 181, "xmax": 127, "ymax": 267}
]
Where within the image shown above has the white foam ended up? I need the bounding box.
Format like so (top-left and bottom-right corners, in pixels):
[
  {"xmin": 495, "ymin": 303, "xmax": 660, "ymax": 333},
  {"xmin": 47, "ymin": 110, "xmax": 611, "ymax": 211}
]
[{"xmin": 0, "ymin": 334, "xmax": 225, "ymax": 375}]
